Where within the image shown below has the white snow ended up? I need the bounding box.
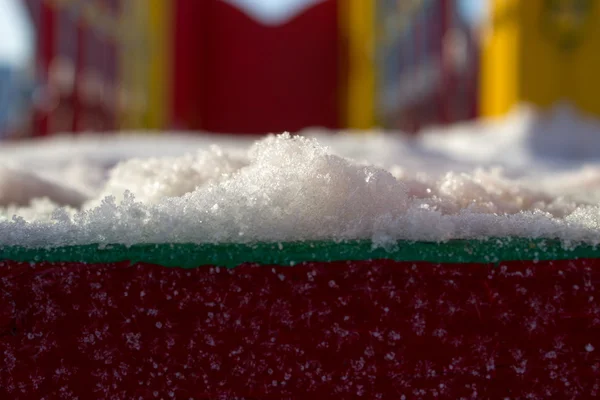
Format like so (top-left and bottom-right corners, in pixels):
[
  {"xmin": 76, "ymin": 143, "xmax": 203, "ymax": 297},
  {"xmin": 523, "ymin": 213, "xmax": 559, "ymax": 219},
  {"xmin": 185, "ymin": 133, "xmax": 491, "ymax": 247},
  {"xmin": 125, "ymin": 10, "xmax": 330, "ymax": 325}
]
[
  {"xmin": 586, "ymin": 343, "xmax": 595, "ymax": 352},
  {"xmin": 2, "ymin": 104, "xmax": 600, "ymax": 247}
]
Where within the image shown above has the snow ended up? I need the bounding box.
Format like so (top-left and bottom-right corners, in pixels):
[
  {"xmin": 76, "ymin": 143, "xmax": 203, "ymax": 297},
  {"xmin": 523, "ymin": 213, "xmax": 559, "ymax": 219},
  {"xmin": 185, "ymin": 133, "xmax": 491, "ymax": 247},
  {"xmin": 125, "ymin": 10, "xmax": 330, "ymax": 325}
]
[{"xmin": 2, "ymin": 104, "xmax": 600, "ymax": 247}]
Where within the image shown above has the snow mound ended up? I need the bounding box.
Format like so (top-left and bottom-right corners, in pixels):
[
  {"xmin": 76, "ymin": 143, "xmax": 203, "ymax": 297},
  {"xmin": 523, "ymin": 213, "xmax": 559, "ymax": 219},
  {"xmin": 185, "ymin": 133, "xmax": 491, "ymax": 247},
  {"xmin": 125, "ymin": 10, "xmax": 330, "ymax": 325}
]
[
  {"xmin": 88, "ymin": 145, "xmax": 248, "ymax": 207},
  {"xmin": 0, "ymin": 165, "xmax": 86, "ymax": 207},
  {"xmin": 420, "ymin": 103, "xmax": 600, "ymax": 167},
  {"xmin": 1, "ymin": 104, "xmax": 600, "ymax": 247}
]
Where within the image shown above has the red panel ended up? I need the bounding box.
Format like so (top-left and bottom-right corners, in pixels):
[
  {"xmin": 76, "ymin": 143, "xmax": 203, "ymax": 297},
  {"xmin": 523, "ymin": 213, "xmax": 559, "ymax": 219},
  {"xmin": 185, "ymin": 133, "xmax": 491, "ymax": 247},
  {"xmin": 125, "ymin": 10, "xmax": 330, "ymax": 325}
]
[
  {"xmin": 2, "ymin": 258, "xmax": 600, "ymax": 398},
  {"xmin": 467, "ymin": 40, "xmax": 480, "ymax": 120},
  {"xmin": 171, "ymin": 0, "xmax": 207, "ymax": 130},
  {"xmin": 173, "ymin": 0, "xmax": 339, "ymax": 134},
  {"xmin": 72, "ymin": 21, "xmax": 85, "ymax": 132},
  {"xmin": 32, "ymin": 2, "xmax": 56, "ymax": 136},
  {"xmin": 49, "ymin": 8, "xmax": 77, "ymax": 134},
  {"xmin": 105, "ymin": 40, "xmax": 118, "ymax": 131},
  {"xmin": 439, "ymin": 0, "xmax": 451, "ymax": 125}
]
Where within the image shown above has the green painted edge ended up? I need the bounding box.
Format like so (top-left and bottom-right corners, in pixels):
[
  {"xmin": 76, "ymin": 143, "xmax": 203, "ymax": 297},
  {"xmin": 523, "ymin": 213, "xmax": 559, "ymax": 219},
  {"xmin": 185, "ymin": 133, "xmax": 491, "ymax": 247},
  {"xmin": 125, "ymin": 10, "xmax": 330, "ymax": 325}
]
[{"xmin": 0, "ymin": 238, "xmax": 599, "ymax": 269}]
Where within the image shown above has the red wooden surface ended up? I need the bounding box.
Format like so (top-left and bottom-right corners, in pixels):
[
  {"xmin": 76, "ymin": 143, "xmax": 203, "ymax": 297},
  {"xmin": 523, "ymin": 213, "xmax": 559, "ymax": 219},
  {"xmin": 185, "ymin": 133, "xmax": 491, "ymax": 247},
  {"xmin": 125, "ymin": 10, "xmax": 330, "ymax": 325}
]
[{"xmin": 2, "ymin": 258, "xmax": 600, "ymax": 398}]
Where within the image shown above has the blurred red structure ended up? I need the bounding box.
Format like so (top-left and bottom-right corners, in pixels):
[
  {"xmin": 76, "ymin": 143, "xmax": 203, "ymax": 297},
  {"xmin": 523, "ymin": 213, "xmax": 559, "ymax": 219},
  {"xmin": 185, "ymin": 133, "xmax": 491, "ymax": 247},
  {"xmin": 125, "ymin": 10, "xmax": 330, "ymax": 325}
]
[
  {"xmin": 24, "ymin": 0, "xmax": 120, "ymax": 136},
  {"xmin": 23, "ymin": 0, "xmax": 340, "ymax": 136},
  {"xmin": 377, "ymin": 0, "xmax": 480, "ymax": 133},
  {"xmin": 172, "ymin": 0, "xmax": 340, "ymax": 133}
]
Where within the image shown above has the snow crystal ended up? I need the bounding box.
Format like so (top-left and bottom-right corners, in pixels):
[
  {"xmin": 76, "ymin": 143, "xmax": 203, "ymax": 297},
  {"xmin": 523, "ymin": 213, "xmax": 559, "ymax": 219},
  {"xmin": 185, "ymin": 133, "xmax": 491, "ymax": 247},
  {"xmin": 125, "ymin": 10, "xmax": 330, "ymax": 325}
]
[
  {"xmin": 586, "ymin": 344, "xmax": 595, "ymax": 352},
  {"xmin": 2, "ymin": 105, "xmax": 600, "ymax": 247}
]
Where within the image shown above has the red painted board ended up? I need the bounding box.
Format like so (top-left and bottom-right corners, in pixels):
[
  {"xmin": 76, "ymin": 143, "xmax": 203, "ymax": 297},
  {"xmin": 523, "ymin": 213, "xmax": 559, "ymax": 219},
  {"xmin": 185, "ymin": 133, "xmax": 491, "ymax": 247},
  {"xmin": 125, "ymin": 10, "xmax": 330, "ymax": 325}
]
[{"xmin": 2, "ymin": 258, "xmax": 600, "ymax": 398}]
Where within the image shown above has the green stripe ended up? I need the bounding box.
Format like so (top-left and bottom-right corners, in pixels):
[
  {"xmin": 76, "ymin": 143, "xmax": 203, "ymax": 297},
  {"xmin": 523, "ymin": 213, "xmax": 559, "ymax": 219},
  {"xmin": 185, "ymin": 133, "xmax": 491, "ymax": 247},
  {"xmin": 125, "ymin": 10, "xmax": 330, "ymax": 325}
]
[{"xmin": 0, "ymin": 238, "xmax": 599, "ymax": 268}]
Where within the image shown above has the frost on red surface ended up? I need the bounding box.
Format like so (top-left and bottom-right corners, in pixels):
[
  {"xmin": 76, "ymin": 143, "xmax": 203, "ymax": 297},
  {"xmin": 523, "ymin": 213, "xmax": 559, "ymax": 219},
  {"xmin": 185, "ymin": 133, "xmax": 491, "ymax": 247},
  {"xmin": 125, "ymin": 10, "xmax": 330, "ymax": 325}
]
[{"xmin": 2, "ymin": 258, "xmax": 600, "ymax": 399}]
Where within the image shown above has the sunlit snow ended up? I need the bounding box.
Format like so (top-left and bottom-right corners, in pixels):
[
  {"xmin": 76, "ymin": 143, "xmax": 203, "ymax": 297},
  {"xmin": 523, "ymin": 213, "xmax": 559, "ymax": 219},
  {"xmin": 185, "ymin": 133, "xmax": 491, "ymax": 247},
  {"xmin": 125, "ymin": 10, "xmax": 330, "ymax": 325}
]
[{"xmin": 1, "ymin": 104, "xmax": 600, "ymax": 247}]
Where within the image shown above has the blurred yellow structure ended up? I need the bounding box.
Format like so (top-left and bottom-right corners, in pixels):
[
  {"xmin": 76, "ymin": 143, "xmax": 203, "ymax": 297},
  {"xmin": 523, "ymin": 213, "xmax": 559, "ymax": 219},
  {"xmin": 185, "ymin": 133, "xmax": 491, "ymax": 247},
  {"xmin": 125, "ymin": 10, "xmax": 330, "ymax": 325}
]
[
  {"xmin": 119, "ymin": 1, "xmax": 149, "ymax": 130},
  {"xmin": 145, "ymin": 0, "xmax": 171, "ymax": 130},
  {"xmin": 339, "ymin": 0, "xmax": 376, "ymax": 129},
  {"xmin": 119, "ymin": 0, "xmax": 170, "ymax": 131},
  {"xmin": 481, "ymin": 0, "xmax": 600, "ymax": 117}
]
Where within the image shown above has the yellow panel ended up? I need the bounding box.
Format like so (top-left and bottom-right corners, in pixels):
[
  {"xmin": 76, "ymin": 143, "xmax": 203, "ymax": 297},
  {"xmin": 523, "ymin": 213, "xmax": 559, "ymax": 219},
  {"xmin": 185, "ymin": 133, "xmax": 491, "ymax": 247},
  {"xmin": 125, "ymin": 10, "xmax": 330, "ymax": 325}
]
[
  {"xmin": 563, "ymin": 1, "xmax": 600, "ymax": 116},
  {"xmin": 480, "ymin": 0, "xmax": 523, "ymax": 117},
  {"xmin": 146, "ymin": 0, "xmax": 171, "ymax": 130},
  {"xmin": 520, "ymin": 0, "xmax": 599, "ymax": 111},
  {"xmin": 482, "ymin": 0, "xmax": 600, "ymax": 117},
  {"xmin": 118, "ymin": 0, "xmax": 147, "ymax": 130},
  {"xmin": 340, "ymin": 0, "xmax": 376, "ymax": 129},
  {"xmin": 118, "ymin": 1, "xmax": 137, "ymax": 129},
  {"xmin": 520, "ymin": 0, "xmax": 563, "ymax": 108}
]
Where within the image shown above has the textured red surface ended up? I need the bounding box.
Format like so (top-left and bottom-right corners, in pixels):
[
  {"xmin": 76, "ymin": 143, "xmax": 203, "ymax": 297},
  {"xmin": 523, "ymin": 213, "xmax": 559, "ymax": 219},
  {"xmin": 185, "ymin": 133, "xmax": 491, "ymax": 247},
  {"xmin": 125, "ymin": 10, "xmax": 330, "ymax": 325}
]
[{"xmin": 2, "ymin": 259, "xmax": 600, "ymax": 399}]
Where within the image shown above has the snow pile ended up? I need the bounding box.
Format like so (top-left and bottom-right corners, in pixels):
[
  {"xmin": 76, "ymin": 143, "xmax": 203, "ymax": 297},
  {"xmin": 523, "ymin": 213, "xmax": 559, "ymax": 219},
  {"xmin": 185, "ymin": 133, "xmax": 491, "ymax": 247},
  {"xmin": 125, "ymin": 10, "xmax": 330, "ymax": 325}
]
[
  {"xmin": 1, "ymin": 104, "xmax": 600, "ymax": 247},
  {"xmin": 88, "ymin": 145, "xmax": 248, "ymax": 207},
  {"xmin": 420, "ymin": 103, "xmax": 600, "ymax": 168},
  {"xmin": 0, "ymin": 165, "xmax": 86, "ymax": 207}
]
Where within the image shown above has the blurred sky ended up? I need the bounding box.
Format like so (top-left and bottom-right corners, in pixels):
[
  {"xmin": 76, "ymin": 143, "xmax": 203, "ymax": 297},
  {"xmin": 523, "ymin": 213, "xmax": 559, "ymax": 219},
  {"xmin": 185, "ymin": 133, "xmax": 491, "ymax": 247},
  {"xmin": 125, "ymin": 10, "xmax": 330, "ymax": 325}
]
[
  {"xmin": 223, "ymin": 0, "xmax": 323, "ymax": 24},
  {"xmin": 458, "ymin": 0, "xmax": 488, "ymax": 27},
  {"xmin": 0, "ymin": 0, "xmax": 34, "ymax": 67}
]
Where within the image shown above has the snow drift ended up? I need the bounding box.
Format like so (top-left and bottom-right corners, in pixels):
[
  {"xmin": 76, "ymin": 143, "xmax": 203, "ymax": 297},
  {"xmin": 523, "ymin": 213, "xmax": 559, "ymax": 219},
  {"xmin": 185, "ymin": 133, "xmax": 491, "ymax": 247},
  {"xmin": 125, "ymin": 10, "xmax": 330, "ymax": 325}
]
[{"xmin": 2, "ymin": 104, "xmax": 600, "ymax": 247}]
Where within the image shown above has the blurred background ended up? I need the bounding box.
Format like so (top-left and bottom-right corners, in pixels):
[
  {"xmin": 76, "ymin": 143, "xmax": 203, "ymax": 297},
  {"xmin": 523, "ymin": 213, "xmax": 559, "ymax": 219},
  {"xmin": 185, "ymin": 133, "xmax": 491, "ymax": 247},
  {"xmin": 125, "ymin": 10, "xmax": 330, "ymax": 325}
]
[{"xmin": 0, "ymin": 0, "xmax": 598, "ymax": 139}]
